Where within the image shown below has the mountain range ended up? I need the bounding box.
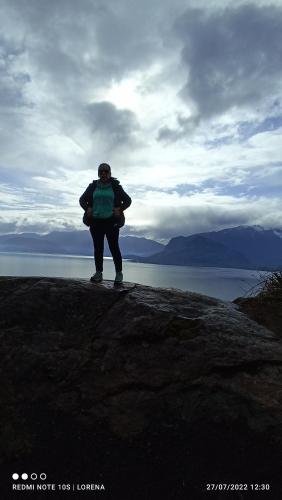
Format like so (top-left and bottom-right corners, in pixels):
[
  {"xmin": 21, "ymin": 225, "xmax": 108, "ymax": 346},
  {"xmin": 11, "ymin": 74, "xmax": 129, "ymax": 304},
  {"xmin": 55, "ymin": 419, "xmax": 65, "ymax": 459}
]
[
  {"xmin": 134, "ymin": 226, "xmax": 282, "ymax": 270},
  {"xmin": 0, "ymin": 231, "xmax": 164, "ymax": 257},
  {"xmin": 0, "ymin": 226, "xmax": 281, "ymax": 270}
]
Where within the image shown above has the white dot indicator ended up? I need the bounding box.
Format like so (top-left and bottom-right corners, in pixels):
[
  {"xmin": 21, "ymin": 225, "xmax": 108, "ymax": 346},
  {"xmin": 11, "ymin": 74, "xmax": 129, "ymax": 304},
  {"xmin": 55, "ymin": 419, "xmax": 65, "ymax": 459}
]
[
  {"xmin": 22, "ymin": 473, "xmax": 28, "ymax": 480},
  {"xmin": 40, "ymin": 473, "xmax": 47, "ymax": 480},
  {"xmin": 12, "ymin": 473, "xmax": 19, "ymax": 480},
  {"xmin": 31, "ymin": 473, "xmax": 37, "ymax": 480}
]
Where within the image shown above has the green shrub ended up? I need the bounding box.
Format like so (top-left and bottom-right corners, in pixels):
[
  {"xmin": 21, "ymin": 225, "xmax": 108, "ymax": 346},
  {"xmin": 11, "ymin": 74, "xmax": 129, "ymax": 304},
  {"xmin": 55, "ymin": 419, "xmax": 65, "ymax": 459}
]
[{"xmin": 258, "ymin": 271, "xmax": 282, "ymax": 300}]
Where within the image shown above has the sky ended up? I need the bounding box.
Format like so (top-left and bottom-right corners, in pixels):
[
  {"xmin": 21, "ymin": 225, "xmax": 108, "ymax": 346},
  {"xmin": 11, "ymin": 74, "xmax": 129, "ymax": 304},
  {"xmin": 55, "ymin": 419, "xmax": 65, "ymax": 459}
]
[{"xmin": 1, "ymin": 0, "xmax": 282, "ymax": 242}]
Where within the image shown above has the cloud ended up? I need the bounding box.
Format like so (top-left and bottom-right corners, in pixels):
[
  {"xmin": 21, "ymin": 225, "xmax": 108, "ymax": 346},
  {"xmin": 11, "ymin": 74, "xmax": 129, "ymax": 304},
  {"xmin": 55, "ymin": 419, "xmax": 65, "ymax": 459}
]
[
  {"xmin": 85, "ymin": 101, "xmax": 139, "ymax": 147},
  {"xmin": 237, "ymin": 113, "xmax": 282, "ymax": 141},
  {"xmin": 157, "ymin": 114, "xmax": 200, "ymax": 142},
  {"xmin": 2, "ymin": 0, "xmax": 165, "ymax": 89},
  {"xmin": 174, "ymin": 4, "xmax": 282, "ymax": 119},
  {"xmin": 0, "ymin": 38, "xmax": 30, "ymax": 108},
  {"xmin": 0, "ymin": 0, "xmax": 282, "ymax": 241},
  {"xmin": 0, "ymin": 216, "xmax": 76, "ymax": 235},
  {"xmin": 127, "ymin": 192, "xmax": 282, "ymax": 241}
]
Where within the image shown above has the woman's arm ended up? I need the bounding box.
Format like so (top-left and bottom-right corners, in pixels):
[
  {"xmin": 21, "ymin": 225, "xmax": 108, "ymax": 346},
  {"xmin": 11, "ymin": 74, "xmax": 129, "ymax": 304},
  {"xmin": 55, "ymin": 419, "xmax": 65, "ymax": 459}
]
[
  {"xmin": 79, "ymin": 184, "xmax": 93, "ymax": 210},
  {"xmin": 119, "ymin": 186, "xmax": 132, "ymax": 210}
]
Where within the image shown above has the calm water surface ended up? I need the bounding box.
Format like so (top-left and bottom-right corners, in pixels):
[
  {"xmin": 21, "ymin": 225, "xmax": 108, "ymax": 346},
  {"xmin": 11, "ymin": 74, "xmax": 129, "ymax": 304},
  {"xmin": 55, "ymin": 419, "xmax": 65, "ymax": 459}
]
[{"xmin": 0, "ymin": 252, "xmax": 266, "ymax": 301}]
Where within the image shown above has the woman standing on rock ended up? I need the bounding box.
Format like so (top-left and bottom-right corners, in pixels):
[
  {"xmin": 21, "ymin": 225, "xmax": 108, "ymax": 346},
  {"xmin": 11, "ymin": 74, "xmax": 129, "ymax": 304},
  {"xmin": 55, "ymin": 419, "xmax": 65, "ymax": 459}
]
[{"xmin": 79, "ymin": 163, "xmax": 131, "ymax": 284}]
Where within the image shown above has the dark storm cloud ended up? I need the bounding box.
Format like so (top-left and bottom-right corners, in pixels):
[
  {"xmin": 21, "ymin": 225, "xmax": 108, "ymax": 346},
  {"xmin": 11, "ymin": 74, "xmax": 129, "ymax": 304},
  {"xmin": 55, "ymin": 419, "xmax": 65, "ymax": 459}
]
[
  {"xmin": 85, "ymin": 101, "xmax": 139, "ymax": 146},
  {"xmin": 93, "ymin": 4, "xmax": 162, "ymax": 77},
  {"xmin": 174, "ymin": 4, "xmax": 282, "ymax": 119},
  {"xmin": 3, "ymin": 0, "xmax": 163, "ymax": 88}
]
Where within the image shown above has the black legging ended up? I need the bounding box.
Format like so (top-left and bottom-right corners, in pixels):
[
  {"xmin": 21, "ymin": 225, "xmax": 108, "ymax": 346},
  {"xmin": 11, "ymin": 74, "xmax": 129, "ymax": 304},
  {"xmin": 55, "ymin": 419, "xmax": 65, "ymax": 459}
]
[{"xmin": 89, "ymin": 218, "xmax": 122, "ymax": 272}]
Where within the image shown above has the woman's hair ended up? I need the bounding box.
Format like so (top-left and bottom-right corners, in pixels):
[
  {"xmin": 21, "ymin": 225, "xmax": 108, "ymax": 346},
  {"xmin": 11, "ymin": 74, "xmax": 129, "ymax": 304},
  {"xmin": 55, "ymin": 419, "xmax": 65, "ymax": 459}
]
[{"xmin": 98, "ymin": 163, "xmax": 111, "ymax": 173}]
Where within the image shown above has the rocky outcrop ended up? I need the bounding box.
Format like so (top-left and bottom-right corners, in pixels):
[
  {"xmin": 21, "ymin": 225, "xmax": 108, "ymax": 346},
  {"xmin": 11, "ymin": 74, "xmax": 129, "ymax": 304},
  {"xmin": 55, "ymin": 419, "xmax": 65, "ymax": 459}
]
[{"xmin": 0, "ymin": 277, "xmax": 282, "ymax": 499}]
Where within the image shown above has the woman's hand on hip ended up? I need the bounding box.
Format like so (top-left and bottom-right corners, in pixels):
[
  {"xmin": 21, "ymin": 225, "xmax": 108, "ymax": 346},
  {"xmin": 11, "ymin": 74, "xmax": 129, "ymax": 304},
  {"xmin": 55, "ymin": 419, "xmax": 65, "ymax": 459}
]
[{"xmin": 113, "ymin": 207, "xmax": 122, "ymax": 217}]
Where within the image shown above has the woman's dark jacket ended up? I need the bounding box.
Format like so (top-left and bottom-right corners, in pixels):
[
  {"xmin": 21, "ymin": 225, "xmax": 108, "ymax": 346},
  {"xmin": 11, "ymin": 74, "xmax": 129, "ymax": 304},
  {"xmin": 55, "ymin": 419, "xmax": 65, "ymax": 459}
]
[{"xmin": 79, "ymin": 178, "xmax": 131, "ymax": 227}]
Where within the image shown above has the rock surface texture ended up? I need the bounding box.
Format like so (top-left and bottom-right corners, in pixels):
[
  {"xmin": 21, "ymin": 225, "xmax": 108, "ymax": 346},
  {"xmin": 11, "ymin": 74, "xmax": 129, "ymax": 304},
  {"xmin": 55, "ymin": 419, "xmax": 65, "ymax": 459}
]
[{"xmin": 0, "ymin": 277, "xmax": 282, "ymax": 499}]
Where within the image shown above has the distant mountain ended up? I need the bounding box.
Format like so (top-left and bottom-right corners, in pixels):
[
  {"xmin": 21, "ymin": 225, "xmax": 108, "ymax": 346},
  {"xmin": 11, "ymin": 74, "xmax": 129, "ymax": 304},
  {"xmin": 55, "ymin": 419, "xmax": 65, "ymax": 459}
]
[
  {"xmin": 0, "ymin": 231, "xmax": 164, "ymax": 257},
  {"xmin": 120, "ymin": 236, "xmax": 164, "ymax": 256},
  {"xmin": 135, "ymin": 226, "xmax": 282, "ymax": 270},
  {"xmin": 197, "ymin": 226, "xmax": 282, "ymax": 268}
]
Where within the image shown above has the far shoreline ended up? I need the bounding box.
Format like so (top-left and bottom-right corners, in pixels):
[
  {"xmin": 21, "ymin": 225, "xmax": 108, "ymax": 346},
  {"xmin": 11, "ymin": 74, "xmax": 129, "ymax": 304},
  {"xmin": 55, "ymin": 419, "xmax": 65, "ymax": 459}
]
[{"xmin": 0, "ymin": 250, "xmax": 277, "ymax": 272}]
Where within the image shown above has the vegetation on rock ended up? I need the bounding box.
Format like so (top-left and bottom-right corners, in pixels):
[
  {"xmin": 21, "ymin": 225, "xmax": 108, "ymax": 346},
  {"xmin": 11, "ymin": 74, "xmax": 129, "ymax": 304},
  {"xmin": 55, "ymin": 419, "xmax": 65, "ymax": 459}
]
[
  {"xmin": 259, "ymin": 271, "xmax": 282, "ymax": 299},
  {"xmin": 235, "ymin": 271, "xmax": 282, "ymax": 337}
]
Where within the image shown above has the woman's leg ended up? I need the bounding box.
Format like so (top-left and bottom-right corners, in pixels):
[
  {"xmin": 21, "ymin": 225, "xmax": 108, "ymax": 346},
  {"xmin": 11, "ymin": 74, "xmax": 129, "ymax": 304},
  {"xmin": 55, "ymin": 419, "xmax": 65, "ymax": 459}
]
[
  {"xmin": 89, "ymin": 223, "xmax": 105, "ymax": 271},
  {"xmin": 106, "ymin": 223, "xmax": 122, "ymax": 272}
]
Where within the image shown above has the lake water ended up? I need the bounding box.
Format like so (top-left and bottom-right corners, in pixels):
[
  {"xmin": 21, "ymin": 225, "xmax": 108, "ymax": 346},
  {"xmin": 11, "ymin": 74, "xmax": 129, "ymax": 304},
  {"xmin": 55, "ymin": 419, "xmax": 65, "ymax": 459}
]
[{"xmin": 0, "ymin": 252, "xmax": 266, "ymax": 301}]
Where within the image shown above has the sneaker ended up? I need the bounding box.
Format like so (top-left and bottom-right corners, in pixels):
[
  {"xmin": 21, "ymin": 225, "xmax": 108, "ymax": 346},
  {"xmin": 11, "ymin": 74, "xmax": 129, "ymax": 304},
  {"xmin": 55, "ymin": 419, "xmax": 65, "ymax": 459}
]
[
  {"xmin": 90, "ymin": 271, "xmax": 103, "ymax": 283},
  {"xmin": 114, "ymin": 271, "xmax": 123, "ymax": 284}
]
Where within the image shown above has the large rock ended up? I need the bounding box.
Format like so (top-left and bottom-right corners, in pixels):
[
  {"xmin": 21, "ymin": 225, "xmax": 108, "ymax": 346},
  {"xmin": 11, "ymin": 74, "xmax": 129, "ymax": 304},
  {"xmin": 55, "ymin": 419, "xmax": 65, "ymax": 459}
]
[{"xmin": 0, "ymin": 277, "xmax": 281, "ymax": 499}]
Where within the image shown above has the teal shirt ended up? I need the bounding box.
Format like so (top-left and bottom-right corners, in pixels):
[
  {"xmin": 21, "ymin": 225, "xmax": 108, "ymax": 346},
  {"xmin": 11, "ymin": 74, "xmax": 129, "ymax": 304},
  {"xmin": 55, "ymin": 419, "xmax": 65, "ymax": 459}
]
[{"xmin": 92, "ymin": 182, "xmax": 114, "ymax": 219}]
